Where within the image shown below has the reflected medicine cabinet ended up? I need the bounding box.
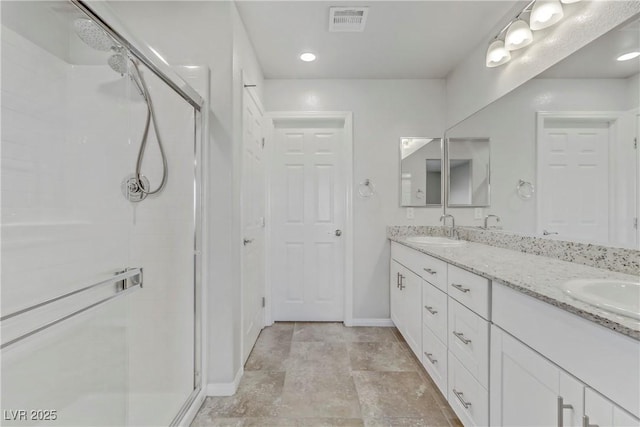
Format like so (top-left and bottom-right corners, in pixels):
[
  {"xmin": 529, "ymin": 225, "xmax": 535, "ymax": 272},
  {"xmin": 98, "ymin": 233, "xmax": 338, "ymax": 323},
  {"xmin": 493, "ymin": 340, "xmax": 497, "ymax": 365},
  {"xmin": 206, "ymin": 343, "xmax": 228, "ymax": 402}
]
[{"xmin": 399, "ymin": 137, "xmax": 443, "ymax": 207}]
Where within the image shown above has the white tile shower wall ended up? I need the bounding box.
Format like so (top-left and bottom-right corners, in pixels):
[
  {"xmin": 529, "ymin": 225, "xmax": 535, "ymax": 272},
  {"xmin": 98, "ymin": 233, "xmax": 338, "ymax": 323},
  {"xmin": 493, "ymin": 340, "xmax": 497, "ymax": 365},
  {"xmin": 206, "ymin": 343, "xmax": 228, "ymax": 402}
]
[
  {"xmin": 2, "ymin": 23, "xmax": 197, "ymax": 425},
  {"xmin": 264, "ymin": 79, "xmax": 446, "ymax": 319}
]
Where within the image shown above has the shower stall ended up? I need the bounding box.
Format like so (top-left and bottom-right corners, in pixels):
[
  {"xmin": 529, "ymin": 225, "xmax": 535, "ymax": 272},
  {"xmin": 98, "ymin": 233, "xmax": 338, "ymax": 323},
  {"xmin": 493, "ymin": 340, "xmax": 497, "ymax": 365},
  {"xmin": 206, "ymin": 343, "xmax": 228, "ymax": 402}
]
[{"xmin": 1, "ymin": 1, "xmax": 204, "ymax": 425}]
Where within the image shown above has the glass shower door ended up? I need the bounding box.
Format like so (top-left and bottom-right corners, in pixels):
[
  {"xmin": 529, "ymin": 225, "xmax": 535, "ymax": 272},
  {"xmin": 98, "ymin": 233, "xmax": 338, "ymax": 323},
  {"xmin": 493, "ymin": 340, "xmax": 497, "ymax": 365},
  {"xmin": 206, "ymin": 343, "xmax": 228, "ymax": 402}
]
[{"xmin": 1, "ymin": 1, "xmax": 199, "ymax": 425}]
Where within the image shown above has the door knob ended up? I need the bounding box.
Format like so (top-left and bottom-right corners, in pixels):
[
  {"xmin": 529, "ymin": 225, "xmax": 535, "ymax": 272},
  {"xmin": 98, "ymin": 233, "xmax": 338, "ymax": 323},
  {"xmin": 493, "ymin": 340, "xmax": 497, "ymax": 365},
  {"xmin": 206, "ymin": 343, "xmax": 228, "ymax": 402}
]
[
  {"xmin": 335, "ymin": 229, "xmax": 342, "ymax": 237},
  {"xmin": 243, "ymin": 238, "xmax": 254, "ymax": 245}
]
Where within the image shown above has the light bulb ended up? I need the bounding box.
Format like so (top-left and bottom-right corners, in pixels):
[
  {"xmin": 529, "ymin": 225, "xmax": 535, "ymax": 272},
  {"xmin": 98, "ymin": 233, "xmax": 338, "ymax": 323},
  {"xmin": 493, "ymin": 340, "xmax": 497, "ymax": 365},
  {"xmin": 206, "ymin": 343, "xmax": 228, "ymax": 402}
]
[
  {"xmin": 300, "ymin": 52, "xmax": 316, "ymax": 62},
  {"xmin": 486, "ymin": 40, "xmax": 511, "ymax": 68},
  {"xmin": 530, "ymin": 0, "xmax": 564, "ymax": 31},
  {"xmin": 617, "ymin": 51, "xmax": 640, "ymax": 61},
  {"xmin": 505, "ymin": 19, "xmax": 533, "ymax": 51}
]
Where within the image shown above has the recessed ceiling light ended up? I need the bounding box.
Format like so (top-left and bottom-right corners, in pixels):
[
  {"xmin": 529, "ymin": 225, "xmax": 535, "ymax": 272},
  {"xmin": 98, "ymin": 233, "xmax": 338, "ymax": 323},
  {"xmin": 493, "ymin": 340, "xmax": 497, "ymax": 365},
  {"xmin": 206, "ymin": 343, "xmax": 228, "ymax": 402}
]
[
  {"xmin": 617, "ymin": 51, "xmax": 640, "ymax": 61},
  {"xmin": 300, "ymin": 52, "xmax": 316, "ymax": 62}
]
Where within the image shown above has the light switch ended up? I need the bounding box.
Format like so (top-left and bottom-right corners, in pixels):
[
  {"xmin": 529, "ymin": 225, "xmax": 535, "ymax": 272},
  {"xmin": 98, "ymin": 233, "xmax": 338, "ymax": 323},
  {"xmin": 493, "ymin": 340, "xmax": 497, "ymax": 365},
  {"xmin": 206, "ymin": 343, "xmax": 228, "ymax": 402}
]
[{"xmin": 407, "ymin": 208, "xmax": 415, "ymax": 219}]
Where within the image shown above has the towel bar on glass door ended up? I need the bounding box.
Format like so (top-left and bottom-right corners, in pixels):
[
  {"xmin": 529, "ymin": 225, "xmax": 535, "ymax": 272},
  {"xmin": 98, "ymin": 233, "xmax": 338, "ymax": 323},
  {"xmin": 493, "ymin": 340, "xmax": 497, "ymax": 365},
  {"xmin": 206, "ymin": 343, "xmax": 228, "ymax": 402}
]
[{"xmin": 0, "ymin": 267, "xmax": 143, "ymax": 349}]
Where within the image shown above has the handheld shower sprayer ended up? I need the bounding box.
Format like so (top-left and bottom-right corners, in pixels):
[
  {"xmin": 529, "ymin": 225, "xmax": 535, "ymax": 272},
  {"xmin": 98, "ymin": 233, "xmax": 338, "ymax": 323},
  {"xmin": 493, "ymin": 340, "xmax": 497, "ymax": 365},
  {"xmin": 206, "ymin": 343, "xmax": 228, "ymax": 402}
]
[{"xmin": 73, "ymin": 18, "xmax": 168, "ymax": 202}]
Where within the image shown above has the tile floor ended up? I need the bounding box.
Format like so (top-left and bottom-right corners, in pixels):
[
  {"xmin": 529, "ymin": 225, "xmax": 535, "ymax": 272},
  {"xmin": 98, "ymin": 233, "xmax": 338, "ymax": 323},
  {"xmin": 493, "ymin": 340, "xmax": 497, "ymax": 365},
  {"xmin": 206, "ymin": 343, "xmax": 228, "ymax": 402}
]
[{"xmin": 191, "ymin": 322, "xmax": 461, "ymax": 427}]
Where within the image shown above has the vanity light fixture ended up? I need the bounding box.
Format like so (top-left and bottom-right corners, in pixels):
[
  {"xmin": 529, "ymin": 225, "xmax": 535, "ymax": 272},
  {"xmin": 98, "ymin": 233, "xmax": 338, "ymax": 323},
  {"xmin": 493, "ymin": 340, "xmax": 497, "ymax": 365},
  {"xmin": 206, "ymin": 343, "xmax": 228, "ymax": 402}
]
[
  {"xmin": 505, "ymin": 19, "xmax": 533, "ymax": 50},
  {"xmin": 485, "ymin": 0, "xmax": 581, "ymax": 68},
  {"xmin": 486, "ymin": 40, "xmax": 511, "ymax": 67},
  {"xmin": 300, "ymin": 52, "xmax": 316, "ymax": 62},
  {"xmin": 529, "ymin": 0, "xmax": 564, "ymax": 31},
  {"xmin": 617, "ymin": 51, "xmax": 640, "ymax": 61}
]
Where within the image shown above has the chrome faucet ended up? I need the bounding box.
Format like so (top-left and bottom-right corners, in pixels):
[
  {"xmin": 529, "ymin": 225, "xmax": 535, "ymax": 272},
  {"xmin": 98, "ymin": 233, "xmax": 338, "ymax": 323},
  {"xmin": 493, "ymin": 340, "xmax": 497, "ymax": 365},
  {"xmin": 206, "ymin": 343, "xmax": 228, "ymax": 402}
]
[
  {"xmin": 483, "ymin": 214, "xmax": 501, "ymax": 229},
  {"xmin": 440, "ymin": 214, "xmax": 455, "ymax": 238}
]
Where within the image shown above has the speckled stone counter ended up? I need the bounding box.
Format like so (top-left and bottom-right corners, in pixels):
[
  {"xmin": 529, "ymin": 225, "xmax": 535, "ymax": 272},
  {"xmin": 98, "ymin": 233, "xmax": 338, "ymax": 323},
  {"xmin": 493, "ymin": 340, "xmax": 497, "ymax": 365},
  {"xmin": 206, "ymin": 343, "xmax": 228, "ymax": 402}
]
[{"xmin": 388, "ymin": 235, "xmax": 640, "ymax": 341}]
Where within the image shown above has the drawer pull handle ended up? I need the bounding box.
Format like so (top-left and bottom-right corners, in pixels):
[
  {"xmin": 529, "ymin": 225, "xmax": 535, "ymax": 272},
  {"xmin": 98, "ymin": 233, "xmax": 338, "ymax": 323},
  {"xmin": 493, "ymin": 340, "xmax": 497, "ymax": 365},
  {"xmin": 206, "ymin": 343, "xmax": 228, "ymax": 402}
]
[
  {"xmin": 399, "ymin": 274, "xmax": 405, "ymax": 290},
  {"xmin": 424, "ymin": 306, "xmax": 438, "ymax": 315},
  {"xmin": 396, "ymin": 272, "xmax": 401, "ymax": 288},
  {"xmin": 423, "ymin": 268, "xmax": 437, "ymax": 275},
  {"xmin": 453, "ymin": 331, "xmax": 472, "ymax": 345},
  {"xmin": 451, "ymin": 283, "xmax": 470, "ymax": 293},
  {"xmin": 453, "ymin": 389, "xmax": 471, "ymax": 409},
  {"xmin": 424, "ymin": 352, "xmax": 438, "ymax": 364},
  {"xmin": 557, "ymin": 396, "xmax": 573, "ymax": 427}
]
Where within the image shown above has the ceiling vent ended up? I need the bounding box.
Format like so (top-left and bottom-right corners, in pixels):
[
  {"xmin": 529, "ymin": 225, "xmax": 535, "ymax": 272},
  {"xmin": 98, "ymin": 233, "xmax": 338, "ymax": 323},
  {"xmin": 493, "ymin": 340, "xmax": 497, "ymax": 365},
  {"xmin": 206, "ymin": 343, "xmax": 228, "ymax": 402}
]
[{"xmin": 329, "ymin": 7, "xmax": 369, "ymax": 32}]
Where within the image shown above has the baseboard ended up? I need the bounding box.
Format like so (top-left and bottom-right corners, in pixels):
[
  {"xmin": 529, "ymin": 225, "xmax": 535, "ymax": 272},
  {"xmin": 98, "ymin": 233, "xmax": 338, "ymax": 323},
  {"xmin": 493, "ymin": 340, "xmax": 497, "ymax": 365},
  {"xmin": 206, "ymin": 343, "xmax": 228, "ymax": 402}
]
[
  {"xmin": 349, "ymin": 318, "xmax": 395, "ymax": 327},
  {"xmin": 206, "ymin": 367, "xmax": 244, "ymax": 396}
]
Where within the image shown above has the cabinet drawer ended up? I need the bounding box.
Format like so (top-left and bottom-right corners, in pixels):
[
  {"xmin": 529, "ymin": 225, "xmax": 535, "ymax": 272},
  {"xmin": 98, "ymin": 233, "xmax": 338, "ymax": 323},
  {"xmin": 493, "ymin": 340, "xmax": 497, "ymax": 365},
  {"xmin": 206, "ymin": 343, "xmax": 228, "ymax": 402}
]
[
  {"xmin": 391, "ymin": 241, "xmax": 448, "ymax": 291},
  {"xmin": 448, "ymin": 264, "xmax": 490, "ymax": 319},
  {"xmin": 423, "ymin": 281, "xmax": 448, "ymax": 343},
  {"xmin": 448, "ymin": 351, "xmax": 489, "ymax": 427},
  {"xmin": 422, "ymin": 325, "xmax": 448, "ymax": 397},
  {"xmin": 448, "ymin": 298, "xmax": 489, "ymax": 388}
]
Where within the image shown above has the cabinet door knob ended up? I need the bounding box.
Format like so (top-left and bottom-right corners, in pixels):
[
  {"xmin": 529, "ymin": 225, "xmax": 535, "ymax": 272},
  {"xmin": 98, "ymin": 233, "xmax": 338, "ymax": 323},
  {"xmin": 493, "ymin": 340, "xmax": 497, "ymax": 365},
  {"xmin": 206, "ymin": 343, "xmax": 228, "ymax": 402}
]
[
  {"xmin": 453, "ymin": 331, "xmax": 472, "ymax": 345},
  {"xmin": 451, "ymin": 283, "xmax": 470, "ymax": 293},
  {"xmin": 582, "ymin": 415, "xmax": 598, "ymax": 427},
  {"xmin": 452, "ymin": 389, "xmax": 471, "ymax": 409},
  {"xmin": 424, "ymin": 352, "xmax": 438, "ymax": 364},
  {"xmin": 557, "ymin": 396, "xmax": 573, "ymax": 427},
  {"xmin": 424, "ymin": 306, "xmax": 438, "ymax": 315}
]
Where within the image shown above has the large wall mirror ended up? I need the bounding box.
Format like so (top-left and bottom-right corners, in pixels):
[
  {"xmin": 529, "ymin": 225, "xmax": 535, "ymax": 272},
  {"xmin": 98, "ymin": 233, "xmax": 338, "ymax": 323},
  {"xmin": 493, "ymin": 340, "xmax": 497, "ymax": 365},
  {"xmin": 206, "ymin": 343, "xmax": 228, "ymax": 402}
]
[
  {"xmin": 445, "ymin": 15, "xmax": 640, "ymax": 249},
  {"xmin": 447, "ymin": 138, "xmax": 490, "ymax": 207},
  {"xmin": 399, "ymin": 137, "xmax": 443, "ymax": 207}
]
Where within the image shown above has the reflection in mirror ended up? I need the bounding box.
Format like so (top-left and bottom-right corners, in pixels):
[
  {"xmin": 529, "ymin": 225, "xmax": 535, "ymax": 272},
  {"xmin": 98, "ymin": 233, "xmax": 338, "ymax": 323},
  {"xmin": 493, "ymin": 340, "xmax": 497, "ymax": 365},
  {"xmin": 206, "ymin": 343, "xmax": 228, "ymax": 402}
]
[
  {"xmin": 400, "ymin": 137, "xmax": 442, "ymax": 207},
  {"xmin": 445, "ymin": 16, "xmax": 640, "ymax": 249},
  {"xmin": 447, "ymin": 138, "xmax": 490, "ymax": 207}
]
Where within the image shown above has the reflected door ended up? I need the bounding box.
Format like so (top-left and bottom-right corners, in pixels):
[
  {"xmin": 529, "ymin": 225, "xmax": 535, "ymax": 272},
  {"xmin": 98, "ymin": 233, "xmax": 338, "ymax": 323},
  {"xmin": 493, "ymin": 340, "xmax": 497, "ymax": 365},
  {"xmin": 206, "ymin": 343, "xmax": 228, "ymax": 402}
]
[
  {"xmin": 271, "ymin": 125, "xmax": 345, "ymax": 321},
  {"xmin": 538, "ymin": 122, "xmax": 609, "ymax": 242}
]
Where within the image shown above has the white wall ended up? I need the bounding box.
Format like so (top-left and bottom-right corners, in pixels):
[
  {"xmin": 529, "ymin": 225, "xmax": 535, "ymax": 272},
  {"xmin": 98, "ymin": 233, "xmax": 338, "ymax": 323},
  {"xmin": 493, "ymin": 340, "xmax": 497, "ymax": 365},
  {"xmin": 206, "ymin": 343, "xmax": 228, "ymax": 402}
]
[
  {"xmin": 264, "ymin": 79, "xmax": 445, "ymax": 319},
  {"xmin": 447, "ymin": 78, "xmax": 634, "ymax": 241},
  {"xmin": 445, "ymin": 0, "xmax": 640, "ymax": 128}
]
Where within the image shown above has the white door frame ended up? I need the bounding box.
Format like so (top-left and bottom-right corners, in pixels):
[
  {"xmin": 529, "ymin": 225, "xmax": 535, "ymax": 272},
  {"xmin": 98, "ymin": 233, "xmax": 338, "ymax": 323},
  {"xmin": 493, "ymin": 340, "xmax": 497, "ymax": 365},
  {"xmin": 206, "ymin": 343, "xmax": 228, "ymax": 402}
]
[
  {"xmin": 535, "ymin": 111, "xmax": 621, "ymax": 240},
  {"xmin": 240, "ymin": 73, "xmax": 266, "ymax": 365},
  {"xmin": 264, "ymin": 111, "xmax": 354, "ymax": 327}
]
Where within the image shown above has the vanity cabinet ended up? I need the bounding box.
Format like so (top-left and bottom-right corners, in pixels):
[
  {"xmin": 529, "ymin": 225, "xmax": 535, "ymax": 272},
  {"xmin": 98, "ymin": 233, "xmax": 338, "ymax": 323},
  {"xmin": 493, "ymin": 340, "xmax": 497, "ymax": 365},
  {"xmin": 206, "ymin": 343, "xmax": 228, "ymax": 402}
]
[
  {"xmin": 389, "ymin": 259, "xmax": 421, "ymax": 357},
  {"xmin": 490, "ymin": 325, "xmax": 583, "ymax": 427},
  {"xmin": 390, "ymin": 240, "xmax": 640, "ymax": 427}
]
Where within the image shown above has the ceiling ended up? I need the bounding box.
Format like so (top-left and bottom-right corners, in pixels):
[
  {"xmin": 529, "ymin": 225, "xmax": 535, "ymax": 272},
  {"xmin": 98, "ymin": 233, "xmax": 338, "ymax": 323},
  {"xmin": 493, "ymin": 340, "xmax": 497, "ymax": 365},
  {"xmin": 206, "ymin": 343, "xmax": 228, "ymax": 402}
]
[
  {"xmin": 235, "ymin": 1, "xmax": 519, "ymax": 79},
  {"xmin": 539, "ymin": 18, "xmax": 640, "ymax": 79}
]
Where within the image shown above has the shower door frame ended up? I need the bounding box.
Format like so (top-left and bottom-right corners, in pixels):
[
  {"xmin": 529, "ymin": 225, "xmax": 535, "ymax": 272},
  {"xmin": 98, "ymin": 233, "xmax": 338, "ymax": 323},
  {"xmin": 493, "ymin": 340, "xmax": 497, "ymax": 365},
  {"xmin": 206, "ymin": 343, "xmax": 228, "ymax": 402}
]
[{"xmin": 69, "ymin": 1, "xmax": 206, "ymax": 425}]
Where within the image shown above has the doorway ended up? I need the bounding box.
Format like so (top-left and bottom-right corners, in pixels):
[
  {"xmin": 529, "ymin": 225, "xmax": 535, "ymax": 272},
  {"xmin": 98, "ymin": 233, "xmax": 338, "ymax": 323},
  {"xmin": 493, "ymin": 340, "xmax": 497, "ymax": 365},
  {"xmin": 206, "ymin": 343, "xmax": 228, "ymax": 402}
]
[{"xmin": 266, "ymin": 113, "xmax": 353, "ymax": 323}]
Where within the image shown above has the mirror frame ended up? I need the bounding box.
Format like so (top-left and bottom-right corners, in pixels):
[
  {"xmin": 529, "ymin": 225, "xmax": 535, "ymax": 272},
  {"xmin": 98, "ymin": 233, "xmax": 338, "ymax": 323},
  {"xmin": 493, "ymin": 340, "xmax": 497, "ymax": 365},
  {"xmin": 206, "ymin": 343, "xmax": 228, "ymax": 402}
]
[
  {"xmin": 445, "ymin": 137, "xmax": 491, "ymax": 208},
  {"xmin": 398, "ymin": 137, "xmax": 444, "ymax": 208}
]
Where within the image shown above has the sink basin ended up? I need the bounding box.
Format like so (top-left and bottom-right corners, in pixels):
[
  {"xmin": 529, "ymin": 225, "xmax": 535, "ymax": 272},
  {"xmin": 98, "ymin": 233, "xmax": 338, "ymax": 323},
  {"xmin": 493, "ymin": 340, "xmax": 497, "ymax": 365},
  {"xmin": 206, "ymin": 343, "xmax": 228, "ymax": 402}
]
[
  {"xmin": 405, "ymin": 236, "xmax": 466, "ymax": 247},
  {"xmin": 562, "ymin": 279, "xmax": 640, "ymax": 320}
]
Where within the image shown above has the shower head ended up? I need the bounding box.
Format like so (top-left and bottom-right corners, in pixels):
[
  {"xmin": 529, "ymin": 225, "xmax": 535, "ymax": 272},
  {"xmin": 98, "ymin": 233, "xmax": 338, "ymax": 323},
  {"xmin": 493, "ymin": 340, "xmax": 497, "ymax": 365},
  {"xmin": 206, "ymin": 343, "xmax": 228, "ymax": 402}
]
[
  {"xmin": 73, "ymin": 18, "xmax": 115, "ymax": 52},
  {"xmin": 108, "ymin": 53, "xmax": 129, "ymax": 75}
]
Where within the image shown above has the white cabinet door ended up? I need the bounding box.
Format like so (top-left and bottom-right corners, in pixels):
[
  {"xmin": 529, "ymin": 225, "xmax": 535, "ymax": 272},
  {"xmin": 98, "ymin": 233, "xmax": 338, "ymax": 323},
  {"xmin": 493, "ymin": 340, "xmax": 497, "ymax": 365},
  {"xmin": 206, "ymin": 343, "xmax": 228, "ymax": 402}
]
[
  {"xmin": 584, "ymin": 388, "xmax": 640, "ymax": 427},
  {"xmin": 390, "ymin": 260, "xmax": 404, "ymax": 332},
  {"xmin": 490, "ymin": 325, "xmax": 583, "ymax": 427},
  {"xmin": 400, "ymin": 266, "xmax": 422, "ymax": 358}
]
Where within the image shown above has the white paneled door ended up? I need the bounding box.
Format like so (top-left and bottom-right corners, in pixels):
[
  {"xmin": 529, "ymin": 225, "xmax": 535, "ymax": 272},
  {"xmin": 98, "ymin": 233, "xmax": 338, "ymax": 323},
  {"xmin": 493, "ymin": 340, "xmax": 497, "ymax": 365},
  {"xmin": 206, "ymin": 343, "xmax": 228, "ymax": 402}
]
[
  {"xmin": 241, "ymin": 89, "xmax": 265, "ymax": 364},
  {"xmin": 272, "ymin": 125, "xmax": 345, "ymax": 321},
  {"xmin": 538, "ymin": 121, "xmax": 610, "ymax": 243}
]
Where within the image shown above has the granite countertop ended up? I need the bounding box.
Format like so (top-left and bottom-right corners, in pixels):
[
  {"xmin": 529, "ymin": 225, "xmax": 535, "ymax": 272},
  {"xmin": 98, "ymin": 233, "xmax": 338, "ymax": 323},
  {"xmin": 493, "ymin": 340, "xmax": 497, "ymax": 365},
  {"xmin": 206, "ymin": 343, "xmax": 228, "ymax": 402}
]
[{"xmin": 389, "ymin": 236, "xmax": 640, "ymax": 341}]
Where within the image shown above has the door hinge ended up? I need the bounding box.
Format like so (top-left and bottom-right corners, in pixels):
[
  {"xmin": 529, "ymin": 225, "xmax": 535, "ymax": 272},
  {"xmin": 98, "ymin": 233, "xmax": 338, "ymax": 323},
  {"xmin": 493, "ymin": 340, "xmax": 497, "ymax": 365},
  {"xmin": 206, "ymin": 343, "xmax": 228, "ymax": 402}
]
[
  {"xmin": 261, "ymin": 137, "xmax": 265, "ymax": 149},
  {"xmin": 634, "ymin": 137, "xmax": 637, "ymax": 149},
  {"xmin": 634, "ymin": 217, "xmax": 638, "ymax": 229},
  {"xmin": 262, "ymin": 297, "xmax": 266, "ymax": 308}
]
